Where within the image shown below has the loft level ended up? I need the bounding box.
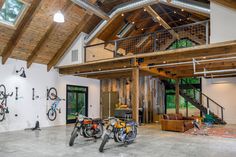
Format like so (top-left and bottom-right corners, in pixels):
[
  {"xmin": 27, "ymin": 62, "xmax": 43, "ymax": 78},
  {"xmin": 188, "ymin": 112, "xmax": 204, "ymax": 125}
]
[{"xmin": 57, "ymin": 39, "xmax": 236, "ymax": 79}]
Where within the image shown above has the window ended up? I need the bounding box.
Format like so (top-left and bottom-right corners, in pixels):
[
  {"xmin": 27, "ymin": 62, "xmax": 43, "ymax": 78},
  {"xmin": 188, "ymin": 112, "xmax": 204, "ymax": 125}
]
[
  {"xmin": 0, "ymin": 0, "xmax": 27, "ymax": 27},
  {"xmin": 165, "ymin": 39, "xmax": 201, "ymax": 116},
  {"xmin": 168, "ymin": 38, "xmax": 196, "ymax": 50}
]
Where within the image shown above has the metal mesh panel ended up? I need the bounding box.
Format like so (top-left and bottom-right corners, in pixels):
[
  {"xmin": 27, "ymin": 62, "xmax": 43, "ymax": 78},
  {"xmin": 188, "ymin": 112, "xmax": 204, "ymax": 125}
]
[{"xmin": 84, "ymin": 20, "xmax": 209, "ymax": 62}]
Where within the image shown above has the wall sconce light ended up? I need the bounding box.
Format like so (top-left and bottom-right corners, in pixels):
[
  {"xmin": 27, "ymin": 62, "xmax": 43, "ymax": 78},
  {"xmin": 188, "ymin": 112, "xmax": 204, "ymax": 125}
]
[{"xmin": 16, "ymin": 67, "xmax": 26, "ymax": 78}]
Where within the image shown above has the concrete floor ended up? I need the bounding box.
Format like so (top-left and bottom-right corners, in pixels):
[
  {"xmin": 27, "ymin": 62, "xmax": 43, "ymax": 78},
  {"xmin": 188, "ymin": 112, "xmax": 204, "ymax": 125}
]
[{"xmin": 0, "ymin": 124, "xmax": 236, "ymax": 157}]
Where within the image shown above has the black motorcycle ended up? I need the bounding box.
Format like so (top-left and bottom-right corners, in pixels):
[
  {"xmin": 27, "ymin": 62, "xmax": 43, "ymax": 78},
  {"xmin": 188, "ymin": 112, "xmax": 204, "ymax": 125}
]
[
  {"xmin": 69, "ymin": 114, "xmax": 104, "ymax": 146},
  {"xmin": 99, "ymin": 117, "xmax": 137, "ymax": 152}
]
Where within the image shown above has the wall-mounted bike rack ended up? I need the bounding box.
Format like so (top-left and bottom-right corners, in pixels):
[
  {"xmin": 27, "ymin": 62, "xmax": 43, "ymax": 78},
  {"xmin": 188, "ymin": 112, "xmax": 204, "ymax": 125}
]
[
  {"xmin": 32, "ymin": 88, "xmax": 40, "ymax": 100},
  {"xmin": 15, "ymin": 87, "xmax": 18, "ymax": 100},
  {"xmin": 32, "ymin": 88, "xmax": 35, "ymax": 100}
]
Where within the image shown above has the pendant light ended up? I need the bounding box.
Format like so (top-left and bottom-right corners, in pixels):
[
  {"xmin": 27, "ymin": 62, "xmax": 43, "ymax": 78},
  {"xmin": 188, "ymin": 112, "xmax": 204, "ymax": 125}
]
[{"xmin": 53, "ymin": 0, "xmax": 64, "ymax": 23}]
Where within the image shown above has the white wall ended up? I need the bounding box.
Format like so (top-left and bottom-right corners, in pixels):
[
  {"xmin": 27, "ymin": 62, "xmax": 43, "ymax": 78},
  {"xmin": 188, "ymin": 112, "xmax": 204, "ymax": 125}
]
[
  {"xmin": 57, "ymin": 32, "xmax": 87, "ymax": 66},
  {"xmin": 202, "ymin": 78, "xmax": 236, "ymax": 124},
  {"xmin": 210, "ymin": 2, "xmax": 236, "ymax": 43},
  {"xmin": 201, "ymin": 2, "xmax": 236, "ymax": 124},
  {"xmin": 0, "ymin": 57, "xmax": 100, "ymax": 132}
]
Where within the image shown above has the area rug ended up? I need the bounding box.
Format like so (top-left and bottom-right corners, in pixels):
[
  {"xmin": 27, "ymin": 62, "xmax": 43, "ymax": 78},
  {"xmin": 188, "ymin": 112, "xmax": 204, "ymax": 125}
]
[{"xmin": 185, "ymin": 125, "xmax": 236, "ymax": 138}]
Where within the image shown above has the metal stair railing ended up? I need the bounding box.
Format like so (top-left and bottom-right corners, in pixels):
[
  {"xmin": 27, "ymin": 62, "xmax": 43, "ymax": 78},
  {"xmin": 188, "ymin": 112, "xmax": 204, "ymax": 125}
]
[{"xmin": 180, "ymin": 79, "xmax": 225, "ymax": 122}]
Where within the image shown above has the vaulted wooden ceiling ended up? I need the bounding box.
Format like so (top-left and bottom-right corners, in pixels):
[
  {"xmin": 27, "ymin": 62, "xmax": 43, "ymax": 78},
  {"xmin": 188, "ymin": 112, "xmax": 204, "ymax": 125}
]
[
  {"xmin": 0, "ymin": 0, "xmax": 213, "ymax": 71},
  {"xmin": 0, "ymin": 0, "xmax": 101, "ymax": 69}
]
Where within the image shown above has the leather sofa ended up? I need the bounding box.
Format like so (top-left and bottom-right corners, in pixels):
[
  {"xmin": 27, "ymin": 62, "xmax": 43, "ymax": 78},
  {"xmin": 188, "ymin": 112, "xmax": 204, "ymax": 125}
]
[{"xmin": 160, "ymin": 113, "xmax": 194, "ymax": 132}]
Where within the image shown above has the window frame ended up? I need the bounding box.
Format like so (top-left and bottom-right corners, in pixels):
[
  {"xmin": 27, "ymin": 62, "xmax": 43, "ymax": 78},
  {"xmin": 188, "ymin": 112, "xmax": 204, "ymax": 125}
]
[{"xmin": 0, "ymin": 0, "xmax": 29, "ymax": 29}]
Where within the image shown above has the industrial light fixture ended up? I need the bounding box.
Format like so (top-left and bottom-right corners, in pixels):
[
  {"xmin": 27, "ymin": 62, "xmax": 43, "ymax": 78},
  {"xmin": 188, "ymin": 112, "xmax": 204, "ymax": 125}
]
[
  {"xmin": 16, "ymin": 67, "xmax": 26, "ymax": 78},
  {"xmin": 53, "ymin": 0, "xmax": 64, "ymax": 23},
  {"xmin": 53, "ymin": 10, "xmax": 65, "ymax": 23}
]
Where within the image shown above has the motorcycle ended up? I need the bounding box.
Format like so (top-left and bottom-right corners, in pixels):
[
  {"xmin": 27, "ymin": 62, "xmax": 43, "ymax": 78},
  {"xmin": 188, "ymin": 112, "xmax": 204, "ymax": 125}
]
[
  {"xmin": 99, "ymin": 117, "xmax": 138, "ymax": 152},
  {"xmin": 69, "ymin": 114, "xmax": 104, "ymax": 146}
]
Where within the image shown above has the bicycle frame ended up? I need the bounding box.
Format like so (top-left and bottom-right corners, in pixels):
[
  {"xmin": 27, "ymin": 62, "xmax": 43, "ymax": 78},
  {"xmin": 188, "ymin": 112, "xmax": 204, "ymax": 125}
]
[{"xmin": 50, "ymin": 97, "xmax": 62, "ymax": 110}]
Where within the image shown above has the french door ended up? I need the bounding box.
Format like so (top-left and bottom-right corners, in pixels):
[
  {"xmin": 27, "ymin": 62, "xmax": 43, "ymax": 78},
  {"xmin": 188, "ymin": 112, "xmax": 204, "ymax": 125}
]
[{"xmin": 66, "ymin": 85, "xmax": 88, "ymax": 124}]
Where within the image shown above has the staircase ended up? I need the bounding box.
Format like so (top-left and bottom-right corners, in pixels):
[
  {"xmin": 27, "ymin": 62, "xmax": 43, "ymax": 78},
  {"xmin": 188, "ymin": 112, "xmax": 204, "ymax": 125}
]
[{"xmin": 164, "ymin": 79, "xmax": 226, "ymax": 125}]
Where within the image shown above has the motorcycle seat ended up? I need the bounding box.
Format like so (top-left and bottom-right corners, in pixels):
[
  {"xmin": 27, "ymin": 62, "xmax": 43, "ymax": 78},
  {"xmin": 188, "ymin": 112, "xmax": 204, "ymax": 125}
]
[{"xmin": 92, "ymin": 118, "xmax": 102, "ymax": 123}]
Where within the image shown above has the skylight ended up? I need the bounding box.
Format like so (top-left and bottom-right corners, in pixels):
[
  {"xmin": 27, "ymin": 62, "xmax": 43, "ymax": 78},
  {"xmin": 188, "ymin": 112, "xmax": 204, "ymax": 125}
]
[{"xmin": 0, "ymin": 0, "xmax": 27, "ymax": 27}]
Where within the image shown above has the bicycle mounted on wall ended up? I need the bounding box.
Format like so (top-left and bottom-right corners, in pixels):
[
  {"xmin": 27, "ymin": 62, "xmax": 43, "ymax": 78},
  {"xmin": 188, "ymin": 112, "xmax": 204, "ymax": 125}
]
[
  {"xmin": 46, "ymin": 87, "xmax": 65, "ymax": 121},
  {"xmin": 0, "ymin": 84, "xmax": 13, "ymax": 122}
]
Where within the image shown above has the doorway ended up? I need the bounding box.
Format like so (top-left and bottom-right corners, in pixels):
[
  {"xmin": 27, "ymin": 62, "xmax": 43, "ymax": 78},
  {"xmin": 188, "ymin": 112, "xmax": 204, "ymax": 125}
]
[{"xmin": 66, "ymin": 85, "xmax": 88, "ymax": 124}]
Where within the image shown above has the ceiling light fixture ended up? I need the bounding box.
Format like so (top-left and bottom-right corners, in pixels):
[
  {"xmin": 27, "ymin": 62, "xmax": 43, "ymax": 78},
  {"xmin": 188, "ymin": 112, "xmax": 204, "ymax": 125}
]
[
  {"xmin": 54, "ymin": 10, "xmax": 65, "ymax": 23},
  {"xmin": 121, "ymin": 13, "xmax": 124, "ymax": 16},
  {"xmin": 53, "ymin": 0, "xmax": 64, "ymax": 23}
]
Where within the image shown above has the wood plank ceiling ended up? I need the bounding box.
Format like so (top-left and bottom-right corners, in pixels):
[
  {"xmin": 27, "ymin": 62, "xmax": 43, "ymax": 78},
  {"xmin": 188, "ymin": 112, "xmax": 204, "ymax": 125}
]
[
  {"xmin": 0, "ymin": 0, "xmax": 212, "ymax": 70},
  {"xmin": 0, "ymin": 0, "xmax": 101, "ymax": 69}
]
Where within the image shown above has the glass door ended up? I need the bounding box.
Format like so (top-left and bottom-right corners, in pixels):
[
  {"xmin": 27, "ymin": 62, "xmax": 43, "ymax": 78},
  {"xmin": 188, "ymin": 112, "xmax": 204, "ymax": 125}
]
[{"xmin": 66, "ymin": 85, "xmax": 88, "ymax": 124}]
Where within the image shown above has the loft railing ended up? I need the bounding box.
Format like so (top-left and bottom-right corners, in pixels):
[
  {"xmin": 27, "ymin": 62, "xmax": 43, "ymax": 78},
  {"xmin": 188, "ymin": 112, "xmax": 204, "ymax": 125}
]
[
  {"xmin": 84, "ymin": 20, "xmax": 209, "ymax": 62},
  {"xmin": 180, "ymin": 79, "xmax": 224, "ymax": 121}
]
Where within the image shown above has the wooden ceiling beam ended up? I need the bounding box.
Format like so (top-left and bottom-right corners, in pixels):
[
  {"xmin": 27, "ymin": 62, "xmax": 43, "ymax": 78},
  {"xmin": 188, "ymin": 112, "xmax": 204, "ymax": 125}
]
[
  {"xmin": 140, "ymin": 68, "xmax": 174, "ymax": 79},
  {"xmin": 1, "ymin": 0, "xmax": 42, "ymax": 64},
  {"xmin": 59, "ymin": 60, "xmax": 131, "ymax": 75},
  {"xmin": 85, "ymin": 71, "xmax": 132, "ymax": 79},
  {"xmin": 158, "ymin": 4, "xmax": 178, "ymax": 27},
  {"xmin": 213, "ymin": 0, "xmax": 236, "ymax": 10},
  {"xmin": 26, "ymin": 1, "xmax": 73, "ymax": 68},
  {"xmin": 47, "ymin": 13, "xmax": 94, "ymax": 71},
  {"xmin": 144, "ymin": 6, "xmax": 179, "ymax": 39}
]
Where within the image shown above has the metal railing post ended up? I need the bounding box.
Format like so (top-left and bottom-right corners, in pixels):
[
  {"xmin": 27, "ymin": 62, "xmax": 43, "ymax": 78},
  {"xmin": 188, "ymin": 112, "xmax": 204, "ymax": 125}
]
[
  {"xmin": 221, "ymin": 107, "xmax": 224, "ymax": 120},
  {"xmin": 207, "ymin": 97, "xmax": 210, "ymax": 114},
  {"xmin": 114, "ymin": 41, "xmax": 118, "ymax": 57},
  {"xmin": 153, "ymin": 33, "xmax": 157, "ymax": 51},
  {"xmin": 84, "ymin": 46, "xmax": 87, "ymax": 63},
  {"xmin": 205, "ymin": 21, "xmax": 209, "ymax": 45}
]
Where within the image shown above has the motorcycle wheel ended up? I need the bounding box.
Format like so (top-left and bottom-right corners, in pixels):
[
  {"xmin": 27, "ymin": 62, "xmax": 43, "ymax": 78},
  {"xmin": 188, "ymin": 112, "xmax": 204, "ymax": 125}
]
[
  {"xmin": 95, "ymin": 123, "xmax": 104, "ymax": 138},
  {"xmin": 0, "ymin": 106, "xmax": 5, "ymax": 122},
  {"xmin": 47, "ymin": 108, "xmax": 57, "ymax": 121},
  {"xmin": 99, "ymin": 134, "xmax": 109, "ymax": 152},
  {"xmin": 69, "ymin": 127, "xmax": 79, "ymax": 146},
  {"xmin": 129, "ymin": 126, "xmax": 138, "ymax": 144}
]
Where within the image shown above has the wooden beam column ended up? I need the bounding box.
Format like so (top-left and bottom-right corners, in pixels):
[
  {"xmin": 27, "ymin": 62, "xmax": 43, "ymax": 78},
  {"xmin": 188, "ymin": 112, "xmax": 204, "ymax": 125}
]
[
  {"xmin": 175, "ymin": 78, "xmax": 180, "ymax": 114},
  {"xmin": 131, "ymin": 67, "xmax": 139, "ymax": 124}
]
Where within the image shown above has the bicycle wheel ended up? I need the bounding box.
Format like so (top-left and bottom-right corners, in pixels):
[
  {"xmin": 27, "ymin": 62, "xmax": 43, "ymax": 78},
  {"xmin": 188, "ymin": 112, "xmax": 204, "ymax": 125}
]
[
  {"xmin": 47, "ymin": 108, "xmax": 57, "ymax": 121},
  {"xmin": 0, "ymin": 84, "xmax": 6, "ymax": 100},
  {"xmin": 0, "ymin": 105, "xmax": 5, "ymax": 122},
  {"xmin": 47, "ymin": 87, "xmax": 57, "ymax": 100}
]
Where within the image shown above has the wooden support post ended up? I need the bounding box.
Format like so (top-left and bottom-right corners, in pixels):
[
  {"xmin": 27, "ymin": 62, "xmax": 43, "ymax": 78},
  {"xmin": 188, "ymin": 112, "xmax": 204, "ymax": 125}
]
[
  {"xmin": 131, "ymin": 67, "xmax": 139, "ymax": 124},
  {"xmin": 186, "ymin": 101, "xmax": 189, "ymax": 117},
  {"xmin": 175, "ymin": 78, "xmax": 180, "ymax": 114}
]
